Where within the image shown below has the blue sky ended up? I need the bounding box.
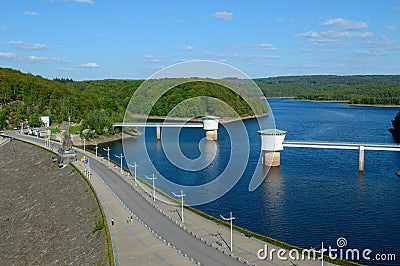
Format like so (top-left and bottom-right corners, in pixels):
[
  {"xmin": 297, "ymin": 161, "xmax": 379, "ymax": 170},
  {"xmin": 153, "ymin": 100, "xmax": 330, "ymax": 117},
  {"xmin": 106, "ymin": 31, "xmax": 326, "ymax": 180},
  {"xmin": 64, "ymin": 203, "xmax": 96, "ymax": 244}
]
[{"xmin": 1, "ymin": 0, "xmax": 400, "ymax": 80}]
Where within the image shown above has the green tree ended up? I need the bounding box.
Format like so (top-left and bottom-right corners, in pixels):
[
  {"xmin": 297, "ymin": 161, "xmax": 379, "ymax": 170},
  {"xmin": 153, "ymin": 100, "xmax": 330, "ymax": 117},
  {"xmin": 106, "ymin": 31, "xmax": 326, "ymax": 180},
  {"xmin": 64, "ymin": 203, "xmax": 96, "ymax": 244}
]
[
  {"xmin": 28, "ymin": 113, "xmax": 43, "ymax": 128},
  {"xmin": 0, "ymin": 111, "xmax": 6, "ymax": 130}
]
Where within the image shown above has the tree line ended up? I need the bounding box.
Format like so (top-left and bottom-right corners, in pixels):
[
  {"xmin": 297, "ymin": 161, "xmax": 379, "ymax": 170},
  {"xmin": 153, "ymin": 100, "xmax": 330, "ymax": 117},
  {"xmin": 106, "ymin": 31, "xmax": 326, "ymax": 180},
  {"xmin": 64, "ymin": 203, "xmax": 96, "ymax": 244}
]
[
  {"xmin": 256, "ymin": 75, "xmax": 400, "ymax": 105},
  {"xmin": 1, "ymin": 68, "xmax": 399, "ymax": 135},
  {"xmin": 0, "ymin": 68, "xmax": 267, "ymax": 135}
]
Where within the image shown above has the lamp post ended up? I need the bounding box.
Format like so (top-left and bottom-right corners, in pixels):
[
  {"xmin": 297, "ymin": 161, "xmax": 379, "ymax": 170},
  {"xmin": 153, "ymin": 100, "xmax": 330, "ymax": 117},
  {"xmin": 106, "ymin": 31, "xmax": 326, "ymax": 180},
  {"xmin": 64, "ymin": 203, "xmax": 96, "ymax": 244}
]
[
  {"xmin": 220, "ymin": 212, "xmax": 235, "ymax": 252},
  {"xmin": 87, "ymin": 159, "xmax": 90, "ymax": 179},
  {"xmin": 127, "ymin": 162, "xmax": 138, "ymax": 184},
  {"xmin": 95, "ymin": 144, "xmax": 98, "ymax": 158},
  {"xmin": 115, "ymin": 153, "xmax": 124, "ymax": 174},
  {"xmin": 103, "ymin": 147, "xmax": 111, "ymax": 166},
  {"xmin": 145, "ymin": 174, "xmax": 157, "ymax": 201},
  {"xmin": 172, "ymin": 190, "xmax": 186, "ymax": 223},
  {"xmin": 80, "ymin": 137, "xmax": 86, "ymax": 154}
]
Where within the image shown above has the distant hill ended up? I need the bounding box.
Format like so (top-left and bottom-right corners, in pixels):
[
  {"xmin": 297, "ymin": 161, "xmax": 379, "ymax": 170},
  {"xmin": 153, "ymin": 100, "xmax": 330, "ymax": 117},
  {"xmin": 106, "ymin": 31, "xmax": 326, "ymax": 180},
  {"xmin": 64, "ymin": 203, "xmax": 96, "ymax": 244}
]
[
  {"xmin": 1, "ymin": 67, "xmax": 399, "ymax": 132},
  {"xmin": 256, "ymin": 75, "xmax": 400, "ymax": 104}
]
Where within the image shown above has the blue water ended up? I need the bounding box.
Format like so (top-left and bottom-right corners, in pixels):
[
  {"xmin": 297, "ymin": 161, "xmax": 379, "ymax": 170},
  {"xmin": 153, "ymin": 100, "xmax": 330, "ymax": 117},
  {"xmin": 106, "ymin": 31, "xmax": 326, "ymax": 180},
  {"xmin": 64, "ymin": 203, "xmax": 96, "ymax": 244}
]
[{"xmin": 98, "ymin": 99, "xmax": 400, "ymax": 264}]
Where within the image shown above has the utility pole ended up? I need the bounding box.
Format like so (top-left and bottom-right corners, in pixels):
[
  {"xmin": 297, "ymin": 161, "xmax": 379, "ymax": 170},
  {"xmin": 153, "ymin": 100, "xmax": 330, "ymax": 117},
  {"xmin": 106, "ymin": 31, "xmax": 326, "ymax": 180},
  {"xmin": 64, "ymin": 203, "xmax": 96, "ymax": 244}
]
[
  {"xmin": 220, "ymin": 212, "xmax": 236, "ymax": 252},
  {"xmin": 172, "ymin": 190, "xmax": 186, "ymax": 223},
  {"xmin": 80, "ymin": 137, "xmax": 86, "ymax": 154},
  {"xmin": 115, "ymin": 153, "xmax": 124, "ymax": 174},
  {"xmin": 145, "ymin": 174, "xmax": 157, "ymax": 201},
  {"xmin": 127, "ymin": 162, "xmax": 138, "ymax": 184},
  {"xmin": 103, "ymin": 147, "xmax": 111, "ymax": 166}
]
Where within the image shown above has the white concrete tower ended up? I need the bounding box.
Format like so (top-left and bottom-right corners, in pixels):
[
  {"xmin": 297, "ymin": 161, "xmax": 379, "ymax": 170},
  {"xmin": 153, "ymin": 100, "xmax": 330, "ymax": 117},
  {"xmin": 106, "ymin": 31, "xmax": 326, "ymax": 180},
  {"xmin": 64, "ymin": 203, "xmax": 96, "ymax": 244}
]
[
  {"xmin": 258, "ymin": 129, "xmax": 287, "ymax": 167},
  {"xmin": 202, "ymin": 116, "xmax": 220, "ymax": 141}
]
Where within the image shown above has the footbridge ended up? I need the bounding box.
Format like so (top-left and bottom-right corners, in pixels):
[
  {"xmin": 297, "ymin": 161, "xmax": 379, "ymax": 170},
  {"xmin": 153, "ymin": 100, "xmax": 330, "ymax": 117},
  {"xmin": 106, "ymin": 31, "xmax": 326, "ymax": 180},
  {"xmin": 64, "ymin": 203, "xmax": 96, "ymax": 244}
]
[
  {"xmin": 259, "ymin": 129, "xmax": 400, "ymax": 171},
  {"xmin": 282, "ymin": 141, "xmax": 400, "ymax": 152},
  {"xmin": 114, "ymin": 116, "xmax": 220, "ymax": 141}
]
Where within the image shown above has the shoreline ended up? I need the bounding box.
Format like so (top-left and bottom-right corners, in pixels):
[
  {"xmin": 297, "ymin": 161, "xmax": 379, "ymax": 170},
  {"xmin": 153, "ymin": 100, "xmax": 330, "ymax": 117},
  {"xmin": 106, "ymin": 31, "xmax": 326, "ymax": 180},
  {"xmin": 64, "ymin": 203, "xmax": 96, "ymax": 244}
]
[
  {"xmin": 127, "ymin": 113, "xmax": 269, "ymax": 124},
  {"xmin": 349, "ymin": 103, "xmax": 400, "ymax": 108},
  {"xmin": 83, "ymin": 113, "xmax": 269, "ymax": 145},
  {"xmin": 268, "ymin": 97, "xmax": 400, "ymax": 108}
]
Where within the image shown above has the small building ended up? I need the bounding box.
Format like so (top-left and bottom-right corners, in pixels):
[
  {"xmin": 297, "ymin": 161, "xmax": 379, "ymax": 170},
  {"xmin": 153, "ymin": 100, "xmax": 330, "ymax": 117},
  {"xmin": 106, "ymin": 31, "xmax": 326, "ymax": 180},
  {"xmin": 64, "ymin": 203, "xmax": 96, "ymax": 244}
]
[{"xmin": 40, "ymin": 116, "xmax": 50, "ymax": 127}]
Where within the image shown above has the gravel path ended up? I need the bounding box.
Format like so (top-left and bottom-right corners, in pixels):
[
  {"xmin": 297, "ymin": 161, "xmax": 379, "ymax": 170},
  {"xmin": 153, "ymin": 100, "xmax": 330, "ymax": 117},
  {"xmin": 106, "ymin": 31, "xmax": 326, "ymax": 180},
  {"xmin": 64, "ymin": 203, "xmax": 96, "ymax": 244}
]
[{"xmin": 0, "ymin": 140, "xmax": 108, "ymax": 265}]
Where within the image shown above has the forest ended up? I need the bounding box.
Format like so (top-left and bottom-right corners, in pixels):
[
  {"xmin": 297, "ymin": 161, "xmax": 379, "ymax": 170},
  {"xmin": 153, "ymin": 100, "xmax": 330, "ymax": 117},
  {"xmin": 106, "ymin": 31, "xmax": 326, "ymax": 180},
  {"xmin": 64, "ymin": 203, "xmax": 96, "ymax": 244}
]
[
  {"xmin": 1, "ymin": 68, "xmax": 399, "ymax": 137},
  {"xmin": 0, "ymin": 68, "xmax": 266, "ymax": 134},
  {"xmin": 256, "ymin": 75, "xmax": 400, "ymax": 105}
]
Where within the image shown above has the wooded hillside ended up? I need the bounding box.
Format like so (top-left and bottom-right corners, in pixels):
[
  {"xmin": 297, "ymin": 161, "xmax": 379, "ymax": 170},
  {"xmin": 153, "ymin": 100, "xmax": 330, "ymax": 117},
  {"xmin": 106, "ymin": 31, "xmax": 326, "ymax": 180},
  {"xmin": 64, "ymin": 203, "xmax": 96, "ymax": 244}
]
[{"xmin": 0, "ymin": 68, "xmax": 267, "ymax": 132}]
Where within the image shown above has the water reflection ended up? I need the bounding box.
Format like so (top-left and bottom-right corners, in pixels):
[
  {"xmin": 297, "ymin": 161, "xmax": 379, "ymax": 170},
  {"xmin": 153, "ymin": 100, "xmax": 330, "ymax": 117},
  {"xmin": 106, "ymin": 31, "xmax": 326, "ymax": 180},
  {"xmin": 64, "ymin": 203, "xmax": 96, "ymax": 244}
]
[{"xmin": 262, "ymin": 167, "xmax": 285, "ymax": 233}]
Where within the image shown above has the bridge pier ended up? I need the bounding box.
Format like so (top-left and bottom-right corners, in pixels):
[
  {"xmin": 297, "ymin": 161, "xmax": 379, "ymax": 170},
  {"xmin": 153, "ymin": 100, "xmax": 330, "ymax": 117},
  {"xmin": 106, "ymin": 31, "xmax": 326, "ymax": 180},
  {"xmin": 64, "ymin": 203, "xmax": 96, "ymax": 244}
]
[
  {"xmin": 156, "ymin": 124, "xmax": 161, "ymax": 140},
  {"xmin": 359, "ymin": 145, "xmax": 364, "ymax": 172},
  {"xmin": 202, "ymin": 116, "xmax": 219, "ymax": 141},
  {"xmin": 258, "ymin": 129, "xmax": 287, "ymax": 167}
]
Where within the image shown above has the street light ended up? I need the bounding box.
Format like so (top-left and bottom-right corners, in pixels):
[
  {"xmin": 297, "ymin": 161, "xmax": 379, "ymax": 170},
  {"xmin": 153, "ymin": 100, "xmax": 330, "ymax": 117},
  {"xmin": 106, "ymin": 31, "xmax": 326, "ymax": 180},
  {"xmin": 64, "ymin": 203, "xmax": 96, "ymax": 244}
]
[
  {"xmin": 103, "ymin": 147, "xmax": 111, "ymax": 166},
  {"xmin": 115, "ymin": 153, "xmax": 124, "ymax": 174},
  {"xmin": 172, "ymin": 190, "xmax": 186, "ymax": 223},
  {"xmin": 127, "ymin": 162, "xmax": 138, "ymax": 184},
  {"xmin": 80, "ymin": 137, "xmax": 86, "ymax": 154},
  {"xmin": 95, "ymin": 144, "xmax": 98, "ymax": 158},
  {"xmin": 145, "ymin": 174, "xmax": 157, "ymax": 201},
  {"xmin": 220, "ymin": 212, "xmax": 236, "ymax": 252},
  {"xmin": 87, "ymin": 159, "xmax": 91, "ymax": 180}
]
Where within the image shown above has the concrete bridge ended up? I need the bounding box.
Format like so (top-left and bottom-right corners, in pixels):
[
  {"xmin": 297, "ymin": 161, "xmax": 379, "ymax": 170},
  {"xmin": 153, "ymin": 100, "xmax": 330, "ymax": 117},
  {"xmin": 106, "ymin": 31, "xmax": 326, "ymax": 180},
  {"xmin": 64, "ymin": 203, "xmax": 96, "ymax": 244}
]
[
  {"xmin": 259, "ymin": 129, "xmax": 400, "ymax": 172},
  {"xmin": 114, "ymin": 116, "xmax": 220, "ymax": 141}
]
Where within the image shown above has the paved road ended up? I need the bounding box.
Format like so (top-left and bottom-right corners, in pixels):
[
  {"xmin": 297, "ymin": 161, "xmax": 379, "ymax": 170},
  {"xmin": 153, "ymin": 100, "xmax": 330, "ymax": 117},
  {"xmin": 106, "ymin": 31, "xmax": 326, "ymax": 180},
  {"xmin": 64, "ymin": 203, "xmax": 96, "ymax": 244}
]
[{"xmin": 9, "ymin": 132, "xmax": 244, "ymax": 266}]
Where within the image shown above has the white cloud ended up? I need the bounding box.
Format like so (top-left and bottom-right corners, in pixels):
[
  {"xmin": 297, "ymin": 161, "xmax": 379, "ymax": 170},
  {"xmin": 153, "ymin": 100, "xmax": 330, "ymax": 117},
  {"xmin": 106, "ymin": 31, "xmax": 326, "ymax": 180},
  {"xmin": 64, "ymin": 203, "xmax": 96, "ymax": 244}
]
[
  {"xmin": 0, "ymin": 52, "xmax": 18, "ymax": 60},
  {"xmin": 293, "ymin": 30, "xmax": 374, "ymax": 43},
  {"xmin": 0, "ymin": 51, "xmax": 68, "ymax": 63},
  {"xmin": 212, "ymin": 11, "xmax": 233, "ymax": 21},
  {"xmin": 74, "ymin": 0, "xmax": 94, "ymax": 4},
  {"xmin": 143, "ymin": 55, "xmax": 169, "ymax": 63},
  {"xmin": 321, "ymin": 18, "xmax": 368, "ymax": 30},
  {"xmin": 95, "ymin": 33, "xmax": 102, "ymax": 37},
  {"xmin": 204, "ymin": 52, "xmax": 279, "ymax": 62},
  {"xmin": 387, "ymin": 25, "xmax": 397, "ymax": 31},
  {"xmin": 394, "ymin": 6, "xmax": 400, "ymax": 10},
  {"xmin": 353, "ymin": 50, "xmax": 387, "ymax": 57},
  {"xmin": 8, "ymin": 41, "xmax": 48, "ymax": 50},
  {"xmin": 24, "ymin": 11, "xmax": 39, "ymax": 16},
  {"xmin": 79, "ymin": 62, "xmax": 99, "ymax": 68},
  {"xmin": 168, "ymin": 45, "xmax": 194, "ymax": 51},
  {"xmin": 276, "ymin": 18, "xmax": 295, "ymax": 23},
  {"xmin": 59, "ymin": 67, "xmax": 75, "ymax": 71},
  {"xmin": 27, "ymin": 56, "xmax": 68, "ymax": 63},
  {"xmin": 361, "ymin": 37, "xmax": 400, "ymax": 51},
  {"xmin": 235, "ymin": 43, "xmax": 278, "ymax": 50}
]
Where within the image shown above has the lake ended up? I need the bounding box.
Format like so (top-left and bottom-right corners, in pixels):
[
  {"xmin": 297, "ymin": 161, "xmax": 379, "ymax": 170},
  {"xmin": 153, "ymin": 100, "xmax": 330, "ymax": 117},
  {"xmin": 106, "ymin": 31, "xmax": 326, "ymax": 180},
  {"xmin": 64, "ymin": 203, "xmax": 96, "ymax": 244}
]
[{"xmin": 99, "ymin": 99, "xmax": 400, "ymax": 264}]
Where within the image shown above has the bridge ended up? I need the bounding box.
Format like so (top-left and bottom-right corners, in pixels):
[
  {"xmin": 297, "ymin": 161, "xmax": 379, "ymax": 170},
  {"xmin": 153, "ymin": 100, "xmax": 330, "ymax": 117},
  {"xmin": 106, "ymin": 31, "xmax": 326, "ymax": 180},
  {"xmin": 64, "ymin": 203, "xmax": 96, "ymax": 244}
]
[
  {"xmin": 113, "ymin": 122, "xmax": 203, "ymax": 128},
  {"xmin": 114, "ymin": 116, "xmax": 220, "ymax": 140},
  {"xmin": 259, "ymin": 129, "xmax": 400, "ymax": 171},
  {"xmin": 283, "ymin": 141, "xmax": 400, "ymax": 151}
]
